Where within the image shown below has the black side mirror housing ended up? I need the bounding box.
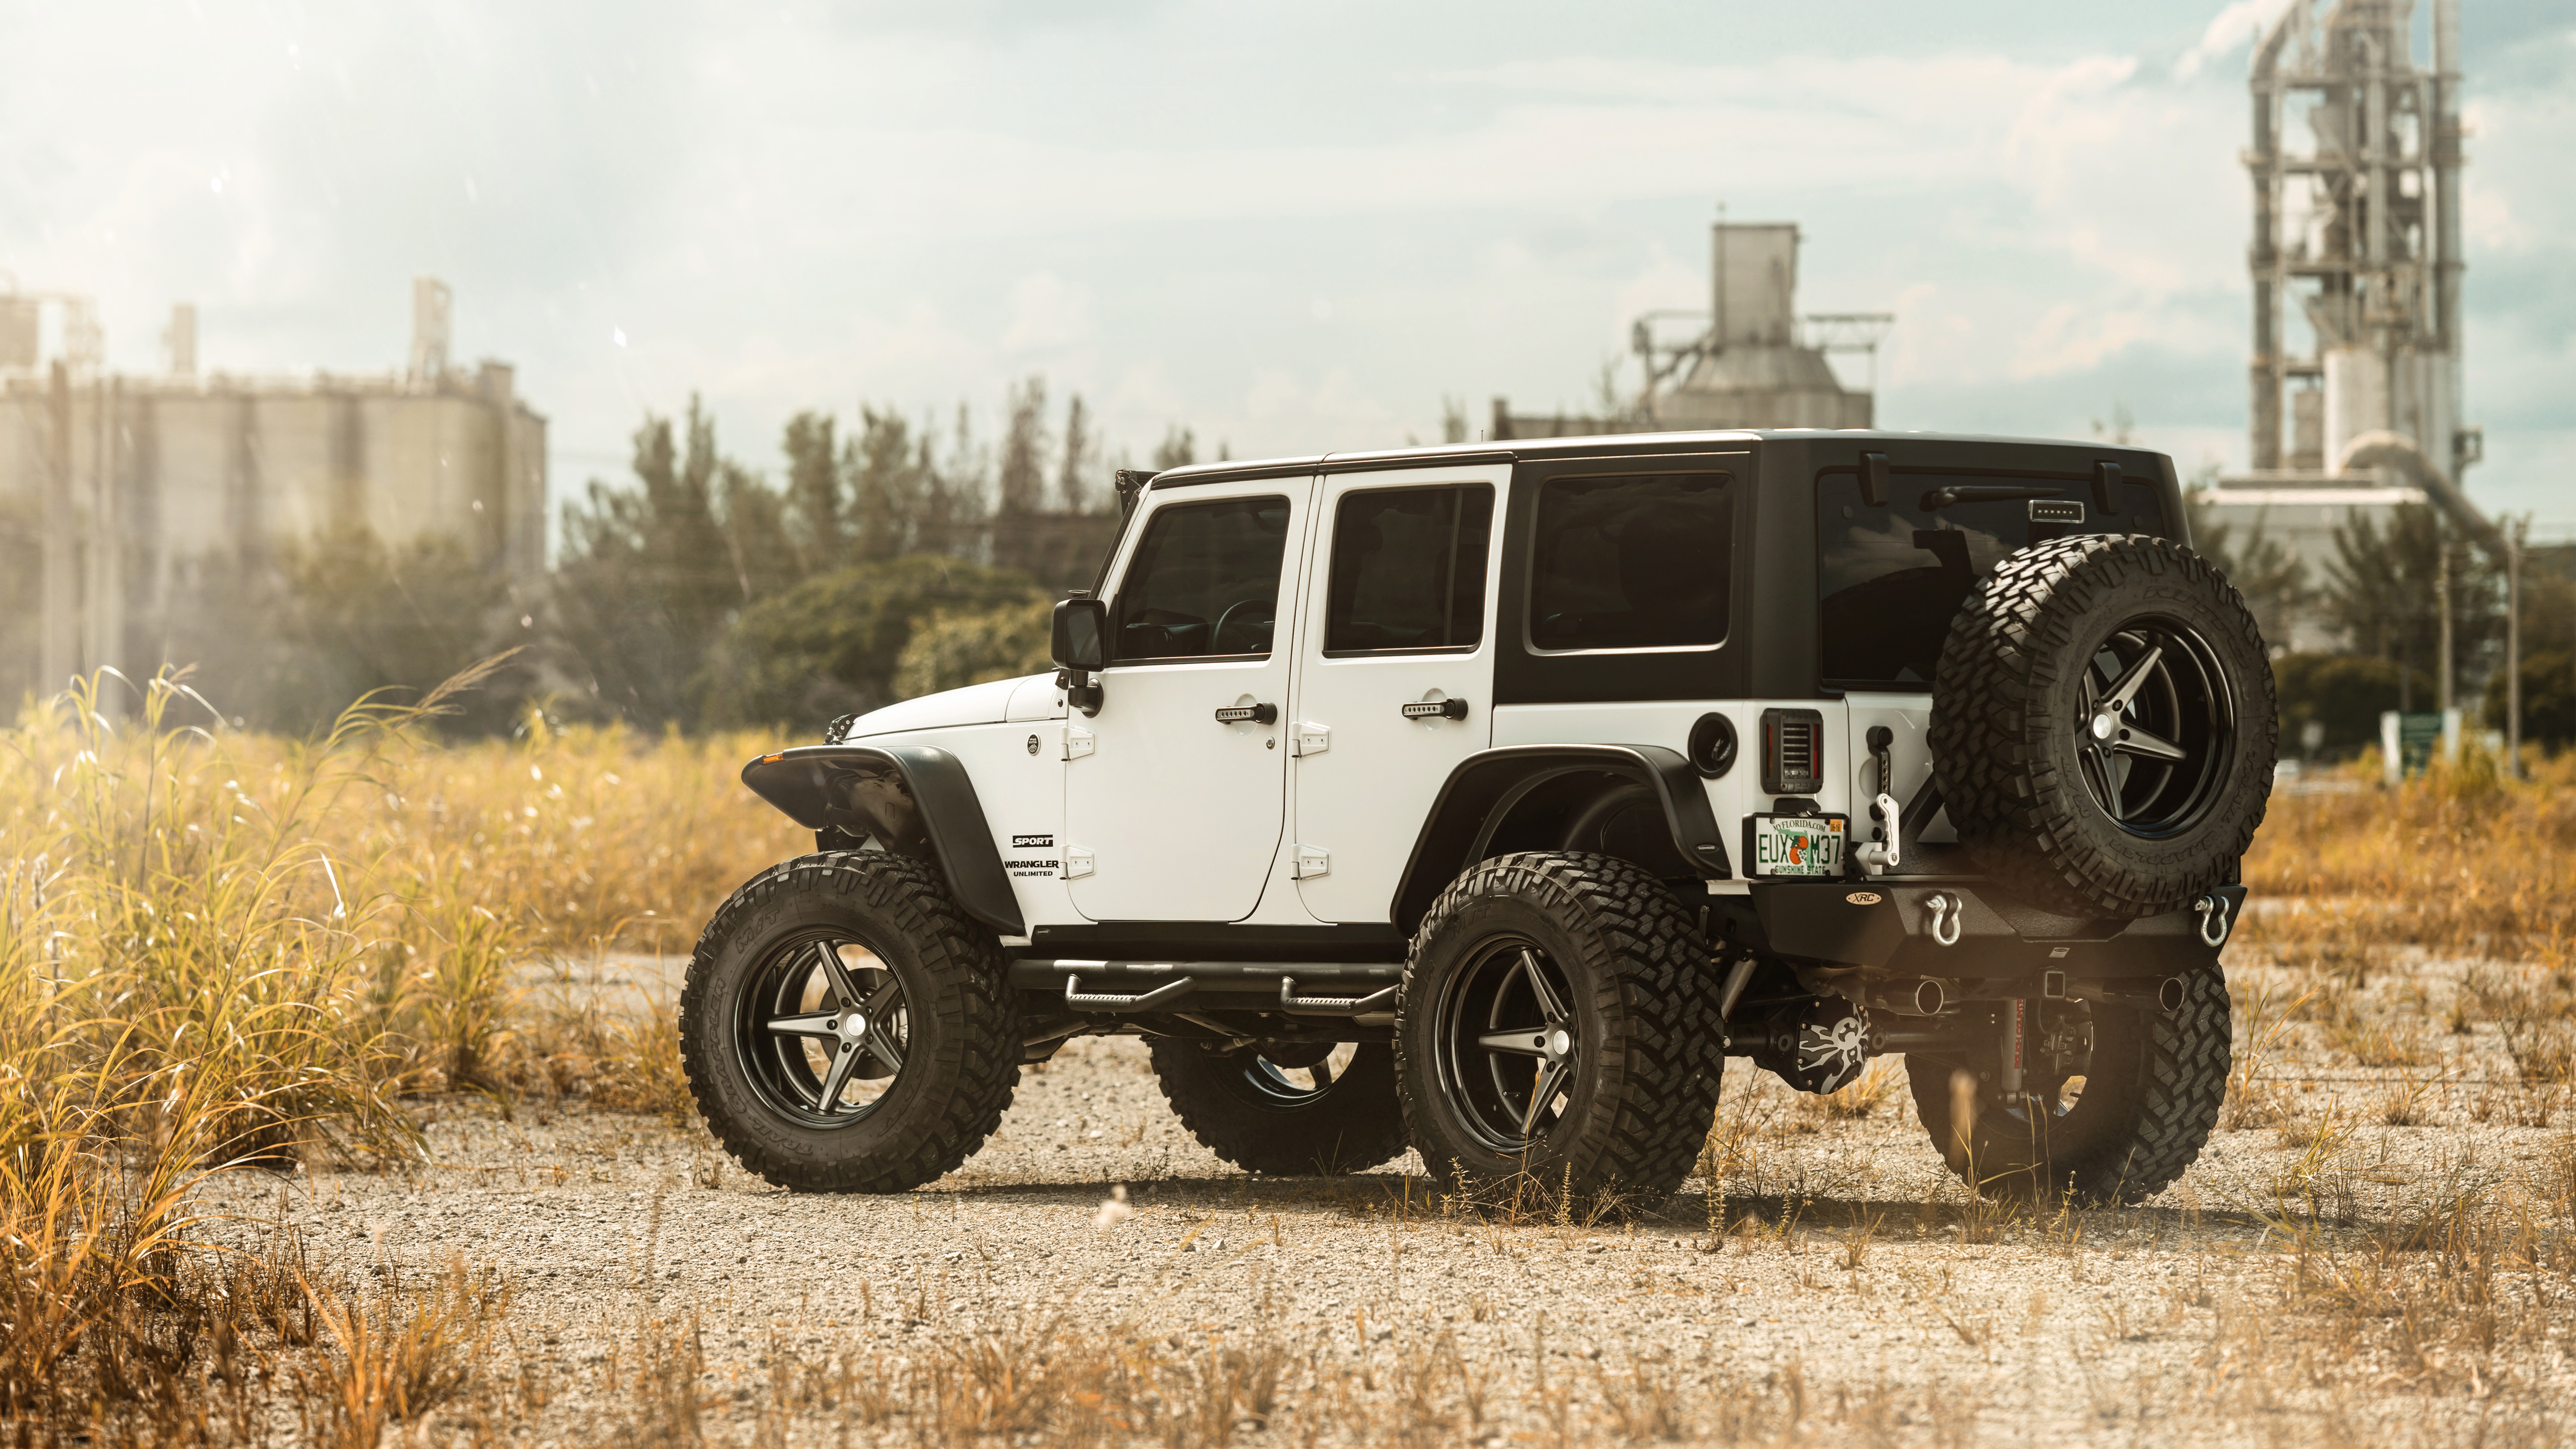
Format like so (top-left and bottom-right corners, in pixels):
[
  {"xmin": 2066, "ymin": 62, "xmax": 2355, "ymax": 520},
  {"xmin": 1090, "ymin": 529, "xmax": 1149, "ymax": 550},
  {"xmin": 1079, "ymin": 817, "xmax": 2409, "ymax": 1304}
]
[
  {"xmin": 1052, "ymin": 597, "xmax": 1107, "ymax": 672},
  {"xmin": 1052, "ymin": 596, "xmax": 1109, "ymax": 715}
]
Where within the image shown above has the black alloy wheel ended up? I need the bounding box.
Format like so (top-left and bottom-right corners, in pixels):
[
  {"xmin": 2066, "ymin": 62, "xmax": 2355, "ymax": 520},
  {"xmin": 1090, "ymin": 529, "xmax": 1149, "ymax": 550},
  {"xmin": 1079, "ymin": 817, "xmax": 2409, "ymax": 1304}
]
[
  {"xmin": 1396, "ymin": 851, "xmax": 1724, "ymax": 1197},
  {"xmin": 2072, "ymin": 621, "xmax": 2235, "ymax": 838},
  {"xmin": 1930, "ymin": 533, "xmax": 2276, "ymax": 920},
  {"xmin": 735, "ymin": 932, "xmax": 910, "ymax": 1127},
  {"xmin": 680, "ymin": 852, "xmax": 1018, "ymax": 1193},
  {"xmin": 1433, "ymin": 939, "xmax": 1583, "ymax": 1155}
]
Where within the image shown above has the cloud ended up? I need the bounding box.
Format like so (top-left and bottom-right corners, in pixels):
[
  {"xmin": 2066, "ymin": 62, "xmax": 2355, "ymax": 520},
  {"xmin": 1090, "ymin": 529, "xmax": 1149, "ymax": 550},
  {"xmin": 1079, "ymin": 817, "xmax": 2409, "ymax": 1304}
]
[
  {"xmin": 3, "ymin": 1, "xmax": 2570, "ymax": 520},
  {"xmin": 2175, "ymin": 0, "xmax": 2294, "ymax": 80},
  {"xmin": 1000, "ymin": 273, "xmax": 1094, "ymax": 354}
]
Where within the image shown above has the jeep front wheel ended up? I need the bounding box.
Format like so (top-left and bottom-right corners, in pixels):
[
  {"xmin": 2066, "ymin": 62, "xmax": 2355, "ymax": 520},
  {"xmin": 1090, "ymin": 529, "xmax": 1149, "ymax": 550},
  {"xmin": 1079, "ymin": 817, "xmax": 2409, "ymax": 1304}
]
[
  {"xmin": 1397, "ymin": 852, "xmax": 1724, "ymax": 1197},
  {"xmin": 680, "ymin": 852, "xmax": 1020, "ymax": 1192}
]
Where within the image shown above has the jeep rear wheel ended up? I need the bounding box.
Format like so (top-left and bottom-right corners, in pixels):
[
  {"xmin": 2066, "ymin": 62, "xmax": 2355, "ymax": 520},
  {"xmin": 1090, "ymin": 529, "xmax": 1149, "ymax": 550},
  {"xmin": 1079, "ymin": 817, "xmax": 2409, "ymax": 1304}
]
[
  {"xmin": 1150, "ymin": 1040, "xmax": 1409, "ymax": 1175},
  {"xmin": 1397, "ymin": 852, "xmax": 1724, "ymax": 1197},
  {"xmin": 680, "ymin": 852, "xmax": 1019, "ymax": 1193},
  {"xmin": 1905, "ymin": 963, "xmax": 2230, "ymax": 1205},
  {"xmin": 1930, "ymin": 533, "xmax": 2275, "ymax": 920}
]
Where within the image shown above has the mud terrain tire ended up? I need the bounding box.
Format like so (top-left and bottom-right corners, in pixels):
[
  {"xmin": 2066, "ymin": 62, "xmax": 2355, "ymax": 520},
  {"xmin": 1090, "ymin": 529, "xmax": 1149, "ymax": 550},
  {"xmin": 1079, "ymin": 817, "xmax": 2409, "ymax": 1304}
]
[
  {"xmin": 681, "ymin": 852, "xmax": 1018, "ymax": 1192},
  {"xmin": 1930, "ymin": 533, "xmax": 2275, "ymax": 919},
  {"xmin": 1905, "ymin": 963, "xmax": 2230, "ymax": 1204},
  {"xmin": 1151, "ymin": 1041, "xmax": 1411, "ymax": 1175},
  {"xmin": 1397, "ymin": 852, "xmax": 1724, "ymax": 1198}
]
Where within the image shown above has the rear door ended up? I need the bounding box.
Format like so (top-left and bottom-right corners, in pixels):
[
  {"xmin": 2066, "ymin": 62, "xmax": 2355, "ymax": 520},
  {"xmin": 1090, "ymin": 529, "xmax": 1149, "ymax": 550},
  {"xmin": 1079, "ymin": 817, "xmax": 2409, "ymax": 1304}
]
[
  {"xmin": 1062, "ymin": 475, "xmax": 1317, "ymax": 921},
  {"xmin": 1287, "ymin": 464, "xmax": 1506, "ymax": 922}
]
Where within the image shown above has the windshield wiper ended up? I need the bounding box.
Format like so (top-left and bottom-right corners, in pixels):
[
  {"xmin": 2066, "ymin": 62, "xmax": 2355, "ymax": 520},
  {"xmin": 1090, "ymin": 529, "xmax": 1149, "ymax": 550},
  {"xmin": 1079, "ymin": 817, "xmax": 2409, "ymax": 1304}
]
[{"xmin": 1919, "ymin": 485, "xmax": 2066, "ymax": 510}]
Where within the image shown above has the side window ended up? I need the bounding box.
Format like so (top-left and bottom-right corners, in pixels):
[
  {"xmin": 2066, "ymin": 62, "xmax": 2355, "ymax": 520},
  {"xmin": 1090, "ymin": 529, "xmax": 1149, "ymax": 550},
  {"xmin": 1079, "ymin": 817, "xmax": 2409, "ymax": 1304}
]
[
  {"xmin": 1110, "ymin": 495, "xmax": 1293, "ymax": 662},
  {"xmin": 1323, "ymin": 485, "xmax": 1495, "ymax": 655},
  {"xmin": 1527, "ymin": 473, "xmax": 1732, "ymax": 652}
]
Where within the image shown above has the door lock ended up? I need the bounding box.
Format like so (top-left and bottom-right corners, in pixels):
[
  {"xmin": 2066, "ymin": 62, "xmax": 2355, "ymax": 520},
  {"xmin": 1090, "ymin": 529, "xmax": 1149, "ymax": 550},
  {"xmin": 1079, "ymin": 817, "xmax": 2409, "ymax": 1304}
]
[
  {"xmin": 1401, "ymin": 698, "xmax": 1470, "ymax": 721},
  {"xmin": 1215, "ymin": 703, "xmax": 1278, "ymax": 725}
]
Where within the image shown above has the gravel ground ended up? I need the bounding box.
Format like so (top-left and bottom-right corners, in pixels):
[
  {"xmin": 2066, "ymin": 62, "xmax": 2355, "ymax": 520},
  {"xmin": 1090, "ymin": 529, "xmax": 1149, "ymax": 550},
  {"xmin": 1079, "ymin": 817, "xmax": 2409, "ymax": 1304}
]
[{"xmin": 196, "ymin": 946, "xmax": 2576, "ymax": 1446}]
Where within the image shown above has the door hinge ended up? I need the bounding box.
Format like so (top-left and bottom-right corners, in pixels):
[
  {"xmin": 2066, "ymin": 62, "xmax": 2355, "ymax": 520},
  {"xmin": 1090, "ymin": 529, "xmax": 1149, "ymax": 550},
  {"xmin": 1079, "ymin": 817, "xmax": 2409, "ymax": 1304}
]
[
  {"xmin": 1293, "ymin": 845, "xmax": 1330, "ymax": 879},
  {"xmin": 1064, "ymin": 846, "xmax": 1095, "ymax": 879},
  {"xmin": 1292, "ymin": 721, "xmax": 1330, "ymax": 756},
  {"xmin": 1063, "ymin": 724, "xmax": 1096, "ymax": 760}
]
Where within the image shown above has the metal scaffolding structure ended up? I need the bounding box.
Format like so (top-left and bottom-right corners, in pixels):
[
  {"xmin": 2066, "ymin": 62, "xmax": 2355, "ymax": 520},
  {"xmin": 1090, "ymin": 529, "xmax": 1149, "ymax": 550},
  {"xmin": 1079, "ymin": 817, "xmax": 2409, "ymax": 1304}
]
[{"xmin": 2245, "ymin": 0, "xmax": 2473, "ymax": 479}]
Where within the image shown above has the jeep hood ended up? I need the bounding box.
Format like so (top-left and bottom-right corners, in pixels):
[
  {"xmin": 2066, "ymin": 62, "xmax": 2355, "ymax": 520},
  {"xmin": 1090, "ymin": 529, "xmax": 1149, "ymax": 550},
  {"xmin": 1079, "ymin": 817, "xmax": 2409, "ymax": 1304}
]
[{"xmin": 842, "ymin": 674, "xmax": 1048, "ymax": 737}]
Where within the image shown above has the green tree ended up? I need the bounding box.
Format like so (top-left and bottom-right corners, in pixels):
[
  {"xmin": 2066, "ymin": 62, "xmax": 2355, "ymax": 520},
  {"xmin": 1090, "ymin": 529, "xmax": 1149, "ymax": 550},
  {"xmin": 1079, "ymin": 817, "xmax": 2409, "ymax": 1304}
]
[
  {"xmin": 551, "ymin": 398, "xmax": 768, "ymax": 729},
  {"xmin": 782, "ymin": 411, "xmax": 843, "ymax": 566},
  {"xmin": 2483, "ymin": 651, "xmax": 2576, "ymax": 750},
  {"xmin": 702, "ymin": 554, "xmax": 1046, "ymax": 729},
  {"xmin": 893, "ymin": 600, "xmax": 1054, "ymax": 700},
  {"xmin": 2271, "ymin": 651, "xmax": 2430, "ymax": 757},
  {"xmin": 1057, "ymin": 394, "xmax": 1092, "ymax": 514},
  {"xmin": 2323, "ymin": 503, "xmax": 2503, "ymax": 710}
]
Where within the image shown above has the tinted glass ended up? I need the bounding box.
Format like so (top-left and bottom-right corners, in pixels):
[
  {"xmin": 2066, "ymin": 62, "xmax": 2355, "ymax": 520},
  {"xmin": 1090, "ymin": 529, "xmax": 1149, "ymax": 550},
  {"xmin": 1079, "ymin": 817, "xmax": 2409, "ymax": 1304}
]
[
  {"xmin": 1324, "ymin": 485, "xmax": 1495, "ymax": 654},
  {"xmin": 1816, "ymin": 472, "xmax": 2171, "ymax": 687},
  {"xmin": 1527, "ymin": 473, "xmax": 1732, "ymax": 652},
  {"xmin": 1111, "ymin": 496, "xmax": 1293, "ymax": 661}
]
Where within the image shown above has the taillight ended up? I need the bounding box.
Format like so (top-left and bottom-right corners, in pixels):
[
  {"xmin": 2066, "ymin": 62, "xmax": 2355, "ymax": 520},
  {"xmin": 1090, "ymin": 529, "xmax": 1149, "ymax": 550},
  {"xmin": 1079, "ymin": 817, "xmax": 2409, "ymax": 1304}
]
[{"xmin": 1760, "ymin": 708, "xmax": 1824, "ymax": 795}]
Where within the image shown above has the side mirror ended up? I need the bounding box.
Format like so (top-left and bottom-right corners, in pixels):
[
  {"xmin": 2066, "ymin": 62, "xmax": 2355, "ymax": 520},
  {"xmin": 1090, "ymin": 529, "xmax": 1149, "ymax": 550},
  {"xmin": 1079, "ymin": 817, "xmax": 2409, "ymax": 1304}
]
[
  {"xmin": 1052, "ymin": 597, "xmax": 1107, "ymax": 672},
  {"xmin": 1052, "ymin": 596, "xmax": 1108, "ymax": 715}
]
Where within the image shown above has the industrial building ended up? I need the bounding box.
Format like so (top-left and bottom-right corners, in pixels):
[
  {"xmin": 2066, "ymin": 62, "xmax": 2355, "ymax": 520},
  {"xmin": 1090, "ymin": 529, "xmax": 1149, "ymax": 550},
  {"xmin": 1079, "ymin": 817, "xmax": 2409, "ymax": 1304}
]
[
  {"xmin": 1490, "ymin": 219, "xmax": 1889, "ymax": 441},
  {"xmin": 1, "ymin": 279, "xmax": 547, "ymax": 699},
  {"xmin": 2202, "ymin": 0, "xmax": 2477, "ymax": 650}
]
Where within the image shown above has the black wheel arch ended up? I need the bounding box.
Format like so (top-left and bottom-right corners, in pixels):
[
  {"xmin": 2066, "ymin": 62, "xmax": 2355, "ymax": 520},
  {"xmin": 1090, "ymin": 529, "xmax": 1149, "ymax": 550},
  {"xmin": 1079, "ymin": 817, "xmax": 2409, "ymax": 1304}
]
[
  {"xmin": 740, "ymin": 744, "xmax": 1024, "ymax": 935},
  {"xmin": 1390, "ymin": 745, "xmax": 1730, "ymax": 933}
]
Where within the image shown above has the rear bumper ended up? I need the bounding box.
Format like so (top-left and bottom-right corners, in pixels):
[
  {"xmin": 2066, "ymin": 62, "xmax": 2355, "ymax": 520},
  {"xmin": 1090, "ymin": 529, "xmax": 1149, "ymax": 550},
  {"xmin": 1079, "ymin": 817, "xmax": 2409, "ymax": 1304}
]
[{"xmin": 1731, "ymin": 880, "xmax": 2244, "ymax": 978}]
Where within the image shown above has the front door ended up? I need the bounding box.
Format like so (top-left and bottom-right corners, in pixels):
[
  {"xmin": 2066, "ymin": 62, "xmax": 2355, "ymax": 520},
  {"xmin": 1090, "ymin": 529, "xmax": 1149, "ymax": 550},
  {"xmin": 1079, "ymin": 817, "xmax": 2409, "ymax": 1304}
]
[
  {"xmin": 1289, "ymin": 464, "xmax": 1506, "ymax": 922},
  {"xmin": 1063, "ymin": 476, "xmax": 1317, "ymax": 922}
]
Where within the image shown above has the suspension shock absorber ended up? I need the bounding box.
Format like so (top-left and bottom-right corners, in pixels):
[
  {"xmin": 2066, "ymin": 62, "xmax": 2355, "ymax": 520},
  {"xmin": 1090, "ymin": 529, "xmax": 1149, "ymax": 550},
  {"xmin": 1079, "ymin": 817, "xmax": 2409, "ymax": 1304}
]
[{"xmin": 1999, "ymin": 997, "xmax": 2028, "ymax": 1099}]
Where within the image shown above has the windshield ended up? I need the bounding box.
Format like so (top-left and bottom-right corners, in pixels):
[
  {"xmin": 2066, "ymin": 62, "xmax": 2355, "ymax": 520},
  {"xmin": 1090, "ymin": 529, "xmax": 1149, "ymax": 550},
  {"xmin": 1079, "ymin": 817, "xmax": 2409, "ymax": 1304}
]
[{"xmin": 1815, "ymin": 470, "xmax": 2169, "ymax": 689}]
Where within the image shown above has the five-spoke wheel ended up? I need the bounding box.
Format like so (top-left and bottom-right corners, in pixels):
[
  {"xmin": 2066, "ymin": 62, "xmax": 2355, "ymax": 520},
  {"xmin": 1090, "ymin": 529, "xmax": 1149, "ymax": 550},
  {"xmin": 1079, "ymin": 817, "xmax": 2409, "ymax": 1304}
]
[
  {"xmin": 737, "ymin": 934, "xmax": 910, "ymax": 1126},
  {"xmin": 680, "ymin": 852, "xmax": 1018, "ymax": 1193},
  {"xmin": 1398, "ymin": 852, "xmax": 1724, "ymax": 1195},
  {"xmin": 1435, "ymin": 940, "xmax": 1583, "ymax": 1153},
  {"xmin": 2072, "ymin": 620, "xmax": 2234, "ymax": 838}
]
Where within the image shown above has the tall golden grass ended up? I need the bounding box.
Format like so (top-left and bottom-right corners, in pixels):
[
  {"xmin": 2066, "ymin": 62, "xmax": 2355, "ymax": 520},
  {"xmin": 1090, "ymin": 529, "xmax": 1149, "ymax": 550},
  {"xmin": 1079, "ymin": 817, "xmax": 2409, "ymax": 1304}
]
[
  {"xmin": 0, "ymin": 665, "xmax": 800, "ymax": 1436},
  {"xmin": 6, "ymin": 661, "xmax": 2572, "ymax": 1443},
  {"xmin": 2241, "ymin": 750, "xmax": 2576, "ymax": 960}
]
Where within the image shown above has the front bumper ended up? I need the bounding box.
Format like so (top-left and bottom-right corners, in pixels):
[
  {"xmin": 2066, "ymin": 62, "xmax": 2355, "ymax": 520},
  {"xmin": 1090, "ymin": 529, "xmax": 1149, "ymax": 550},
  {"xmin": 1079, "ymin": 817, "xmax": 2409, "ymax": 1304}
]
[{"xmin": 1730, "ymin": 880, "xmax": 2245, "ymax": 978}]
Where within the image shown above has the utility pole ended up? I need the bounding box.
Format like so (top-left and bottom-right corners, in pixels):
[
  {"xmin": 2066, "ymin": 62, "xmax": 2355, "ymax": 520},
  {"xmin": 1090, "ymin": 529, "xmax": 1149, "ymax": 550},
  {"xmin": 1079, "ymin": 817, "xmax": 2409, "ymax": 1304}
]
[
  {"xmin": 2507, "ymin": 521, "xmax": 2524, "ymax": 774},
  {"xmin": 2435, "ymin": 545, "xmax": 2453, "ymax": 719}
]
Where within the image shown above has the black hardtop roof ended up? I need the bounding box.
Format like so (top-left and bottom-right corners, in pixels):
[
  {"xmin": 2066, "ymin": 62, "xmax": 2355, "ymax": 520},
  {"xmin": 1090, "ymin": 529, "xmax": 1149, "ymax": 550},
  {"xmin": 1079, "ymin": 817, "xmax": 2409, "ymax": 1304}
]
[{"xmin": 1146, "ymin": 430, "xmax": 2175, "ymax": 490}]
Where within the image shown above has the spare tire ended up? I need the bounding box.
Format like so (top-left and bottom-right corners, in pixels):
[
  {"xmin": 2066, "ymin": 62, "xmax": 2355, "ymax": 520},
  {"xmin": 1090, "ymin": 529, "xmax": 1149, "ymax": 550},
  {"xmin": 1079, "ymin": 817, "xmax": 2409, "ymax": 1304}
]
[{"xmin": 1929, "ymin": 534, "xmax": 2274, "ymax": 920}]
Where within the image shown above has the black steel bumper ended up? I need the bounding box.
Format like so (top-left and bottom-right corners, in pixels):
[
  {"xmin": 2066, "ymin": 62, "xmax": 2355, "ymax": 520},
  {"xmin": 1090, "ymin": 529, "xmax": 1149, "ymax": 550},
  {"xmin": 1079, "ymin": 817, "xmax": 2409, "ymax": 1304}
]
[{"xmin": 1729, "ymin": 880, "xmax": 2245, "ymax": 978}]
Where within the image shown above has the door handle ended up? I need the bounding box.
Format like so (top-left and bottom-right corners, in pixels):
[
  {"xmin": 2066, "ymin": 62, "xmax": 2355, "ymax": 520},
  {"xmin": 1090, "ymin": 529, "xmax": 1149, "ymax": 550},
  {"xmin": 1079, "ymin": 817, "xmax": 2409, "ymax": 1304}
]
[
  {"xmin": 1215, "ymin": 703, "xmax": 1279, "ymax": 725},
  {"xmin": 1402, "ymin": 698, "xmax": 1470, "ymax": 721}
]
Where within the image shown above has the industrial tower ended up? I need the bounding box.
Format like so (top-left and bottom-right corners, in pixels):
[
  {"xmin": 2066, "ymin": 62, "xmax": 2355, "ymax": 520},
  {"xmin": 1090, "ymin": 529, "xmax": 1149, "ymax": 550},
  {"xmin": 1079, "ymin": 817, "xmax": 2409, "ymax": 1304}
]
[{"xmin": 2244, "ymin": 0, "xmax": 2473, "ymax": 479}]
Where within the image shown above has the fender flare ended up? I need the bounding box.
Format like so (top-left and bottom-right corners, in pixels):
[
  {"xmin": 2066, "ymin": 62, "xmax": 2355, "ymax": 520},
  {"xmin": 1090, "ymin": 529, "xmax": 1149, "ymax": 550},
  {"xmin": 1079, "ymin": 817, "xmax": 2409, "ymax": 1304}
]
[
  {"xmin": 1389, "ymin": 744, "xmax": 1731, "ymax": 933},
  {"xmin": 740, "ymin": 744, "xmax": 1025, "ymax": 936}
]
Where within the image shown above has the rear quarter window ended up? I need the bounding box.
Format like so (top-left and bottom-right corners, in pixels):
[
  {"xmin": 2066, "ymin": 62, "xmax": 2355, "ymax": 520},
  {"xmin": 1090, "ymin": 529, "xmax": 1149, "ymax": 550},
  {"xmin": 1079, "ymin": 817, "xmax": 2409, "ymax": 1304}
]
[{"xmin": 1815, "ymin": 472, "xmax": 2168, "ymax": 688}]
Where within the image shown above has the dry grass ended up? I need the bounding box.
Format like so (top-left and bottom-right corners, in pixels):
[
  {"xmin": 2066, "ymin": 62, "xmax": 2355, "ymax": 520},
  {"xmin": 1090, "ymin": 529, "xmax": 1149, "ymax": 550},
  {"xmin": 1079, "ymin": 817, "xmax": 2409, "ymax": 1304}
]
[
  {"xmin": 0, "ymin": 665, "xmax": 781, "ymax": 1443},
  {"xmin": 14, "ymin": 668, "xmax": 2576, "ymax": 1445},
  {"xmin": 2240, "ymin": 749, "xmax": 2576, "ymax": 961}
]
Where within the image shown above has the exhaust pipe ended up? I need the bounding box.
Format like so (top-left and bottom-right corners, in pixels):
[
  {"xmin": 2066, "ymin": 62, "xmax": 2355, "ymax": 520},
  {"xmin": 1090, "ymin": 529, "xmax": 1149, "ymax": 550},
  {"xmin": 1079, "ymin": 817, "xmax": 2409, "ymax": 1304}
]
[
  {"xmin": 2158, "ymin": 975, "xmax": 2188, "ymax": 1013},
  {"xmin": 1867, "ymin": 977, "xmax": 1951, "ymax": 1017}
]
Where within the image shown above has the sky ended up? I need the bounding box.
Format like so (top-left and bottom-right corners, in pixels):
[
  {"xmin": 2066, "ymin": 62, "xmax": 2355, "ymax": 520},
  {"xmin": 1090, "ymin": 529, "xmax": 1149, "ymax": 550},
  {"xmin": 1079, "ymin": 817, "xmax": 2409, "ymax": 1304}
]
[{"xmin": 5, "ymin": 0, "xmax": 2571, "ymax": 538}]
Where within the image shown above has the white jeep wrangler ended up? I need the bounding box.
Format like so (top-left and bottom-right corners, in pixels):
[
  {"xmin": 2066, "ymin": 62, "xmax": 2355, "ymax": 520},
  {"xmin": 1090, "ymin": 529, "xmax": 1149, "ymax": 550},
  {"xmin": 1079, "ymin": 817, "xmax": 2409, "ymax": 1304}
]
[{"xmin": 681, "ymin": 431, "xmax": 2274, "ymax": 1203}]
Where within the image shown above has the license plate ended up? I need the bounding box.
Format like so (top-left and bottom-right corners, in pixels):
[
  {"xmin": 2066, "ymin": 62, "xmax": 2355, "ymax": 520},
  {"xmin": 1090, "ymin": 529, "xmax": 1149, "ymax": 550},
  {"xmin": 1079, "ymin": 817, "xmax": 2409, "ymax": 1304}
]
[{"xmin": 1747, "ymin": 814, "xmax": 1847, "ymax": 878}]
